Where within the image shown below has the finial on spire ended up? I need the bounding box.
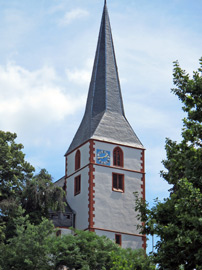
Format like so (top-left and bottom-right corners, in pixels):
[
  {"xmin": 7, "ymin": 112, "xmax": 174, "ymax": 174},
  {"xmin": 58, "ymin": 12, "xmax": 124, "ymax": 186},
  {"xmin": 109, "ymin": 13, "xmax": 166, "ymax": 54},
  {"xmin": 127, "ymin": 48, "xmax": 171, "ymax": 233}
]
[{"xmin": 104, "ymin": 0, "xmax": 107, "ymax": 6}]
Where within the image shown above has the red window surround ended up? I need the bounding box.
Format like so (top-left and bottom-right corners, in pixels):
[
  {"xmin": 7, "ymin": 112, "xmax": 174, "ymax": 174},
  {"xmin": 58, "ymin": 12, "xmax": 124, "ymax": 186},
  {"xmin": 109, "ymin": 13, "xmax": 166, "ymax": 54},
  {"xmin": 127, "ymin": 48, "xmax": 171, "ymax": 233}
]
[
  {"xmin": 115, "ymin": 234, "xmax": 122, "ymax": 246},
  {"xmin": 74, "ymin": 175, "xmax": 81, "ymax": 196},
  {"xmin": 112, "ymin": 173, "xmax": 124, "ymax": 192},
  {"xmin": 75, "ymin": 150, "xmax": 81, "ymax": 171},
  {"xmin": 113, "ymin": 147, "xmax": 123, "ymax": 167}
]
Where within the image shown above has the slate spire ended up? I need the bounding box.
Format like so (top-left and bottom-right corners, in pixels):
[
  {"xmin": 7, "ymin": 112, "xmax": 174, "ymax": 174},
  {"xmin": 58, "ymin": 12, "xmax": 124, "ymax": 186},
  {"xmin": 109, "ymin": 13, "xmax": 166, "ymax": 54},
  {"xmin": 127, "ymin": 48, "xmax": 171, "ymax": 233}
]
[{"xmin": 66, "ymin": 2, "xmax": 143, "ymax": 154}]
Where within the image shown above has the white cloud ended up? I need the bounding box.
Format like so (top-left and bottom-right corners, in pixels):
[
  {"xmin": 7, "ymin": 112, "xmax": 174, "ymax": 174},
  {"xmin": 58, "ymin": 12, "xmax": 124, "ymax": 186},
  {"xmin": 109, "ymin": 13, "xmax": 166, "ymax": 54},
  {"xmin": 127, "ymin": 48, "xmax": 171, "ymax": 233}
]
[
  {"xmin": 59, "ymin": 8, "xmax": 89, "ymax": 26},
  {"xmin": 0, "ymin": 62, "xmax": 85, "ymax": 142},
  {"xmin": 66, "ymin": 68, "xmax": 91, "ymax": 85}
]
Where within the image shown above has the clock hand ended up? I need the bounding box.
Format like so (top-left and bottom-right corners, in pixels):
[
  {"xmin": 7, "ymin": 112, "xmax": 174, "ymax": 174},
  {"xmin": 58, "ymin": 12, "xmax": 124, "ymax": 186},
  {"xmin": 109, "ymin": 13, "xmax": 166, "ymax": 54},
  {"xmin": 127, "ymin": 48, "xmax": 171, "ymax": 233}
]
[{"xmin": 99, "ymin": 154, "xmax": 108, "ymax": 159}]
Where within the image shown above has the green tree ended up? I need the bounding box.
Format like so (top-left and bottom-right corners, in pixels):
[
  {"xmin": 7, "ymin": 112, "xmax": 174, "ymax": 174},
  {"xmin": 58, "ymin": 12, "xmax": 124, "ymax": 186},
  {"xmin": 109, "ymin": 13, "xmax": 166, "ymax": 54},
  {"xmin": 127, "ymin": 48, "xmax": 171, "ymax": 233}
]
[
  {"xmin": 0, "ymin": 210, "xmax": 54, "ymax": 270},
  {"xmin": 0, "ymin": 131, "xmax": 64, "ymax": 241},
  {"xmin": 50, "ymin": 229, "xmax": 154, "ymax": 270},
  {"xmin": 0, "ymin": 131, "xmax": 34, "ymax": 241},
  {"xmin": 22, "ymin": 168, "xmax": 65, "ymax": 225},
  {"xmin": 0, "ymin": 132, "xmax": 154, "ymax": 269},
  {"xmin": 0, "ymin": 131, "xmax": 34, "ymax": 202},
  {"xmin": 51, "ymin": 229, "xmax": 119, "ymax": 270},
  {"xmin": 0, "ymin": 220, "xmax": 154, "ymax": 270},
  {"xmin": 135, "ymin": 58, "xmax": 202, "ymax": 270},
  {"xmin": 110, "ymin": 248, "xmax": 155, "ymax": 270}
]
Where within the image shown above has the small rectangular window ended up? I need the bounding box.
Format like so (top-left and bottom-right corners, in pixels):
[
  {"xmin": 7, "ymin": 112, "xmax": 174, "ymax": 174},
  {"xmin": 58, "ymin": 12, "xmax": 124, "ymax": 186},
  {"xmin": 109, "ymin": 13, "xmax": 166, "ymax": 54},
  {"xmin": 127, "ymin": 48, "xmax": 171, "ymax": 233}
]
[
  {"xmin": 56, "ymin": 230, "xmax": 61, "ymax": 237},
  {"xmin": 112, "ymin": 173, "xmax": 124, "ymax": 192},
  {"xmin": 74, "ymin": 175, "xmax": 81, "ymax": 196},
  {"xmin": 115, "ymin": 234, "xmax": 122, "ymax": 246}
]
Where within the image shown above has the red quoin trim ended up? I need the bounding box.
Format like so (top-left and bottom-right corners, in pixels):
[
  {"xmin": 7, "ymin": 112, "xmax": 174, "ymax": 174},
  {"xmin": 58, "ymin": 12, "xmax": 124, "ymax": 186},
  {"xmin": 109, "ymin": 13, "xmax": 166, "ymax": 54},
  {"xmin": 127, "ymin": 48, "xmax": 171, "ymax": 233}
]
[
  {"xmin": 140, "ymin": 150, "xmax": 145, "ymax": 173},
  {"xmin": 140, "ymin": 150, "xmax": 145, "ymax": 200},
  {"xmin": 75, "ymin": 149, "xmax": 81, "ymax": 171},
  {"xmin": 113, "ymin": 147, "xmax": 124, "ymax": 167},
  {"xmin": 88, "ymin": 140, "xmax": 95, "ymax": 232},
  {"xmin": 142, "ymin": 236, "xmax": 146, "ymax": 250},
  {"xmin": 141, "ymin": 175, "xmax": 146, "ymax": 250},
  {"xmin": 141, "ymin": 150, "xmax": 145, "ymax": 201},
  {"xmin": 89, "ymin": 139, "xmax": 95, "ymax": 163},
  {"xmin": 141, "ymin": 149, "xmax": 146, "ymax": 250},
  {"xmin": 141, "ymin": 174, "xmax": 146, "ymax": 201}
]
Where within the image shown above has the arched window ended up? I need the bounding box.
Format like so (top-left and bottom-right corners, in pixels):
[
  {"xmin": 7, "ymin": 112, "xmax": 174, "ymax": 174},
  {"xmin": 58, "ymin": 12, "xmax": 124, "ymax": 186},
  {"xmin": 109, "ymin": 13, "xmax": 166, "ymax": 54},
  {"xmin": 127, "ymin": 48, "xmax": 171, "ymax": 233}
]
[
  {"xmin": 75, "ymin": 150, "xmax": 81, "ymax": 170},
  {"xmin": 113, "ymin": 147, "xmax": 123, "ymax": 167}
]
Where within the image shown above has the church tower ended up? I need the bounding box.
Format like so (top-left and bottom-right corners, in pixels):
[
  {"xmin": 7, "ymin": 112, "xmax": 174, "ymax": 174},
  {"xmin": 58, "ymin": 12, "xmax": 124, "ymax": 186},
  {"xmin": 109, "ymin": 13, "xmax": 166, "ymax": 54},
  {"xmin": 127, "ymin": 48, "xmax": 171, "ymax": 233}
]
[{"xmin": 62, "ymin": 1, "xmax": 145, "ymax": 249}]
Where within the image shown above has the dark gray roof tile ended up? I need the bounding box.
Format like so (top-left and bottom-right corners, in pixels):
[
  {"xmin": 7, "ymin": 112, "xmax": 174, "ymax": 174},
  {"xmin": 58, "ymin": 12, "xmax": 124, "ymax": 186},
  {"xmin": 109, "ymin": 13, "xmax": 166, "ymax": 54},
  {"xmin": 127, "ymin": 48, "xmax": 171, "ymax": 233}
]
[{"xmin": 66, "ymin": 2, "xmax": 143, "ymax": 154}]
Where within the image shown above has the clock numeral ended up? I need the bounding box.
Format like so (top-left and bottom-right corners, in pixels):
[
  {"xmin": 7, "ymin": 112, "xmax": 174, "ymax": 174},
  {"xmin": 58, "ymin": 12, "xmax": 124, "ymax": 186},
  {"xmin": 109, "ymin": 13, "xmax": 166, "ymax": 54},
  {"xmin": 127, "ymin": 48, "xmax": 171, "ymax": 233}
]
[{"xmin": 96, "ymin": 149, "xmax": 111, "ymax": 166}]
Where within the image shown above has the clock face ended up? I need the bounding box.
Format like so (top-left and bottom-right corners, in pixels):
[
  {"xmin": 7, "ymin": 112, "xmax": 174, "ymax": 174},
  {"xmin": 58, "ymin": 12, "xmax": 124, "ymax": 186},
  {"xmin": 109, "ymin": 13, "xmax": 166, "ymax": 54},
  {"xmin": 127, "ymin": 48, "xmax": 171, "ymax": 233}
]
[{"xmin": 96, "ymin": 149, "xmax": 110, "ymax": 166}]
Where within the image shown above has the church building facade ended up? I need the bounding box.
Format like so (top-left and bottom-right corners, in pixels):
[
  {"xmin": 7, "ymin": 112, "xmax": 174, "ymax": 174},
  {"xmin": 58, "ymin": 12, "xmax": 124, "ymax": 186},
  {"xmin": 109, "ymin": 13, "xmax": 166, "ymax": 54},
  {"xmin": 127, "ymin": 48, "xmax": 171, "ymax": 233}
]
[{"xmin": 54, "ymin": 1, "xmax": 146, "ymax": 250}]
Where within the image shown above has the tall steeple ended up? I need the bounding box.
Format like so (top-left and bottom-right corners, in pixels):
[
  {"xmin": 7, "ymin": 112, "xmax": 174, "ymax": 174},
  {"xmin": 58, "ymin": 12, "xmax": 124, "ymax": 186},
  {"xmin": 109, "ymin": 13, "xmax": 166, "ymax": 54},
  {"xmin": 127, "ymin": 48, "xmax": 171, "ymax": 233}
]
[{"xmin": 66, "ymin": 2, "xmax": 143, "ymax": 154}]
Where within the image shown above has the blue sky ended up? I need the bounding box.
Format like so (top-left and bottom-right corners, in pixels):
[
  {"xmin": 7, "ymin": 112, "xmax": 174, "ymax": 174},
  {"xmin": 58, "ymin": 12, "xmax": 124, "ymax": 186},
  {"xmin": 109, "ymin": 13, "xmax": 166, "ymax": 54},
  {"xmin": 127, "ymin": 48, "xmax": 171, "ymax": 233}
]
[{"xmin": 0, "ymin": 0, "xmax": 202, "ymax": 251}]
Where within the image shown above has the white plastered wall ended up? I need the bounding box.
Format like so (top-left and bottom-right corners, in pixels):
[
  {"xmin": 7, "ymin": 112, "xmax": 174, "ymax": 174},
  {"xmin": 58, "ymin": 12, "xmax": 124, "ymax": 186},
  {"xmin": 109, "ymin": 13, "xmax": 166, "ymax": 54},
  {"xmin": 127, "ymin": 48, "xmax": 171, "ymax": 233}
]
[
  {"xmin": 93, "ymin": 141, "xmax": 144, "ymax": 235},
  {"xmin": 67, "ymin": 142, "xmax": 90, "ymax": 176},
  {"xmin": 67, "ymin": 167, "xmax": 89, "ymax": 230},
  {"xmin": 94, "ymin": 141, "xmax": 143, "ymax": 171},
  {"xmin": 95, "ymin": 230, "xmax": 143, "ymax": 249},
  {"xmin": 60, "ymin": 228, "xmax": 74, "ymax": 235},
  {"xmin": 93, "ymin": 166, "xmax": 142, "ymax": 234},
  {"xmin": 66, "ymin": 142, "xmax": 90, "ymax": 230}
]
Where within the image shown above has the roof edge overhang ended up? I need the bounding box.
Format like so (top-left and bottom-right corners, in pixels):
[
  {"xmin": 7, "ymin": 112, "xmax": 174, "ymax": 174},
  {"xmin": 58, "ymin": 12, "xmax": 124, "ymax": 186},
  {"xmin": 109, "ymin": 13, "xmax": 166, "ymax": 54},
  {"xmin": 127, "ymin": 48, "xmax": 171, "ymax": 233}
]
[{"xmin": 65, "ymin": 138, "xmax": 145, "ymax": 157}]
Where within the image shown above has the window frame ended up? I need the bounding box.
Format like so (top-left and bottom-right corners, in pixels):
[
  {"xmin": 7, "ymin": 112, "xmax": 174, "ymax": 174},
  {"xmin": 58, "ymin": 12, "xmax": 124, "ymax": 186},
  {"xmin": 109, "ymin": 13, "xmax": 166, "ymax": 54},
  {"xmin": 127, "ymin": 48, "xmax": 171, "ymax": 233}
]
[
  {"xmin": 113, "ymin": 147, "xmax": 124, "ymax": 167},
  {"xmin": 74, "ymin": 175, "xmax": 81, "ymax": 196},
  {"xmin": 115, "ymin": 234, "xmax": 122, "ymax": 246},
  {"xmin": 75, "ymin": 150, "xmax": 81, "ymax": 171},
  {"xmin": 112, "ymin": 173, "xmax": 124, "ymax": 193},
  {"xmin": 56, "ymin": 230, "xmax": 61, "ymax": 237}
]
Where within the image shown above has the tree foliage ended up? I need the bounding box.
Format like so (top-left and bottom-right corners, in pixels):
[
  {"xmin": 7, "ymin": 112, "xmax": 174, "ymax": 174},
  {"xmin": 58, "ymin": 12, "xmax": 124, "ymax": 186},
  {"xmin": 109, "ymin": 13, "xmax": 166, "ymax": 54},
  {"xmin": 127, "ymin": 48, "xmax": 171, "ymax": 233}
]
[
  {"xmin": 0, "ymin": 131, "xmax": 64, "ymax": 241},
  {"xmin": 0, "ymin": 131, "xmax": 34, "ymax": 202},
  {"xmin": 135, "ymin": 58, "xmax": 202, "ymax": 270},
  {"xmin": 110, "ymin": 248, "xmax": 155, "ymax": 270},
  {"xmin": 0, "ymin": 211, "xmax": 54, "ymax": 270},
  {"xmin": 22, "ymin": 168, "xmax": 65, "ymax": 225},
  {"xmin": 0, "ymin": 130, "xmax": 155, "ymax": 269},
  {"xmin": 50, "ymin": 229, "xmax": 119, "ymax": 270},
  {"xmin": 0, "ymin": 214, "xmax": 154, "ymax": 270}
]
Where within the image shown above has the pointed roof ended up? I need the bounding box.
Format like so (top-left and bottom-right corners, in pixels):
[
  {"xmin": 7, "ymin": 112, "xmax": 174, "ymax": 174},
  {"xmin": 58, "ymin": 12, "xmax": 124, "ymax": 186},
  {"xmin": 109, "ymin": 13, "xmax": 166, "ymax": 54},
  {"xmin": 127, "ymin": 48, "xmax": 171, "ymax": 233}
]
[{"xmin": 66, "ymin": 2, "xmax": 143, "ymax": 155}]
